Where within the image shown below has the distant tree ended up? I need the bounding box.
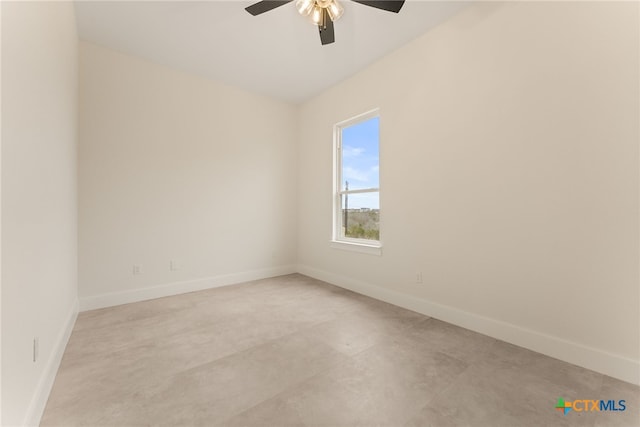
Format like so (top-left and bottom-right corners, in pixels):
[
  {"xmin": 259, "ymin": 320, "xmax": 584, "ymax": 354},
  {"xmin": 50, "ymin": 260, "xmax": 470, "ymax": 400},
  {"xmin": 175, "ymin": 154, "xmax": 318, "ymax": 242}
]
[{"xmin": 343, "ymin": 209, "xmax": 380, "ymax": 241}]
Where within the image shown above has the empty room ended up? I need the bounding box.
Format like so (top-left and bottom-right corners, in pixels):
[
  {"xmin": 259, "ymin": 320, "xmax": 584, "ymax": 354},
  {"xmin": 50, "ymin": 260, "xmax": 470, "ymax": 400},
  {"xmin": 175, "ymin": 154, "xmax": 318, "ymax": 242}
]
[{"xmin": 1, "ymin": 0, "xmax": 639, "ymax": 426}]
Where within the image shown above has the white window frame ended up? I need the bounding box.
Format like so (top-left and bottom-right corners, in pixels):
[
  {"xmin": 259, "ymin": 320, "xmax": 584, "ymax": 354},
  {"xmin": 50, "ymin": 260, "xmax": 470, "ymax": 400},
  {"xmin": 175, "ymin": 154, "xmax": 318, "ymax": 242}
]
[{"xmin": 331, "ymin": 109, "xmax": 382, "ymax": 255}]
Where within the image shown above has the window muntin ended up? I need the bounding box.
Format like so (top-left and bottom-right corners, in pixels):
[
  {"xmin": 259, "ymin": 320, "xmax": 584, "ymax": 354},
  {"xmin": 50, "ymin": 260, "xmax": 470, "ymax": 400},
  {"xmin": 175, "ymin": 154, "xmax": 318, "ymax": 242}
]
[{"xmin": 334, "ymin": 111, "xmax": 380, "ymax": 246}]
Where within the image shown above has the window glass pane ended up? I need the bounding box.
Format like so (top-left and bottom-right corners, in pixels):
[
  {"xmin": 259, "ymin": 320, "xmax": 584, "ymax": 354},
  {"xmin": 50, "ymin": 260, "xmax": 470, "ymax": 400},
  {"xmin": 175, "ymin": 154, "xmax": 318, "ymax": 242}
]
[
  {"xmin": 341, "ymin": 192, "xmax": 380, "ymax": 240},
  {"xmin": 341, "ymin": 116, "xmax": 379, "ymax": 191}
]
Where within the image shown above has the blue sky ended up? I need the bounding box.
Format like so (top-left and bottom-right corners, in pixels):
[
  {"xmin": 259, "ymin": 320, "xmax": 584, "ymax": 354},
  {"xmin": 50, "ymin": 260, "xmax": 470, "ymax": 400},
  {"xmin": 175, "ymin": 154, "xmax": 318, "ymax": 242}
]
[{"xmin": 341, "ymin": 116, "xmax": 379, "ymax": 209}]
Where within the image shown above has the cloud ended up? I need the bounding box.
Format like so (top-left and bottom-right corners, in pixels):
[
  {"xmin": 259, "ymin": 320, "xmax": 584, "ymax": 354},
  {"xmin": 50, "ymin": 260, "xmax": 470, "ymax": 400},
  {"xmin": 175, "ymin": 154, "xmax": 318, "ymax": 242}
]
[
  {"xmin": 343, "ymin": 146, "xmax": 365, "ymax": 158},
  {"xmin": 343, "ymin": 166, "xmax": 369, "ymax": 182}
]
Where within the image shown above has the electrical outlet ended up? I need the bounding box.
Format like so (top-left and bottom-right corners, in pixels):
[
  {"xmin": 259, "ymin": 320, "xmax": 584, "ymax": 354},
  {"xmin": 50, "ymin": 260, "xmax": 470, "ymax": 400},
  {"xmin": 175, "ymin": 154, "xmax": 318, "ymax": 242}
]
[
  {"xmin": 170, "ymin": 260, "xmax": 181, "ymax": 271},
  {"xmin": 33, "ymin": 337, "xmax": 39, "ymax": 362},
  {"xmin": 416, "ymin": 272, "xmax": 423, "ymax": 284},
  {"xmin": 133, "ymin": 264, "xmax": 142, "ymax": 275}
]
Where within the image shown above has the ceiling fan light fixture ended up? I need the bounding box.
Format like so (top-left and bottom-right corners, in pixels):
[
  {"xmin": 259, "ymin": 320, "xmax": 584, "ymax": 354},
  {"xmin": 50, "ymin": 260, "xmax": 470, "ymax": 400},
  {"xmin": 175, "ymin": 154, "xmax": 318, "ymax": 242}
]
[
  {"xmin": 295, "ymin": 0, "xmax": 314, "ymax": 16},
  {"xmin": 311, "ymin": 5, "xmax": 323, "ymax": 25},
  {"xmin": 327, "ymin": 0, "xmax": 344, "ymax": 21}
]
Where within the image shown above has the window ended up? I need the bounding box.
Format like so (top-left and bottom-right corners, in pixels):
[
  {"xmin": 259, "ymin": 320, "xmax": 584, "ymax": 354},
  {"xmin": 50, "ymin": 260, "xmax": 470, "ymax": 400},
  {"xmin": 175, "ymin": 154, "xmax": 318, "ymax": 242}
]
[{"xmin": 333, "ymin": 110, "xmax": 381, "ymax": 253}]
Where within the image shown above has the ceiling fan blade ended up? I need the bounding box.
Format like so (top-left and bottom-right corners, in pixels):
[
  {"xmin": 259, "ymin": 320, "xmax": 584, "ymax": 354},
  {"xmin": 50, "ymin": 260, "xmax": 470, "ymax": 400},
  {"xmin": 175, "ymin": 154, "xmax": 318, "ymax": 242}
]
[
  {"xmin": 245, "ymin": 0, "xmax": 293, "ymax": 16},
  {"xmin": 318, "ymin": 9, "xmax": 335, "ymax": 45},
  {"xmin": 350, "ymin": 0, "xmax": 405, "ymax": 13}
]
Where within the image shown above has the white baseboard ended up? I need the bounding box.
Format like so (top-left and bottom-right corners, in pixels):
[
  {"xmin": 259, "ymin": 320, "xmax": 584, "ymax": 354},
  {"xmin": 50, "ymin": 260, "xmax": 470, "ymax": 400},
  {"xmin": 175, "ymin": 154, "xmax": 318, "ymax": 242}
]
[
  {"xmin": 23, "ymin": 298, "xmax": 79, "ymax": 426},
  {"xmin": 297, "ymin": 264, "xmax": 640, "ymax": 386},
  {"xmin": 79, "ymin": 265, "xmax": 297, "ymax": 312}
]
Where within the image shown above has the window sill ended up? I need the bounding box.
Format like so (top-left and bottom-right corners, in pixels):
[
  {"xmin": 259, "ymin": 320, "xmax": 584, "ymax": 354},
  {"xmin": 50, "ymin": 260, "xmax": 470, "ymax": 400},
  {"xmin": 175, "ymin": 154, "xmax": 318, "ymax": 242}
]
[{"xmin": 330, "ymin": 240, "xmax": 382, "ymax": 256}]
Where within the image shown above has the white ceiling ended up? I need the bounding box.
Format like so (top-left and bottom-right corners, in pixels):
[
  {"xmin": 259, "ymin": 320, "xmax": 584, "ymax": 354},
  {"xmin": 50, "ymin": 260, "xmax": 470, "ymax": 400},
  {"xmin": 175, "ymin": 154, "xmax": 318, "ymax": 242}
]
[{"xmin": 75, "ymin": 0, "xmax": 469, "ymax": 103}]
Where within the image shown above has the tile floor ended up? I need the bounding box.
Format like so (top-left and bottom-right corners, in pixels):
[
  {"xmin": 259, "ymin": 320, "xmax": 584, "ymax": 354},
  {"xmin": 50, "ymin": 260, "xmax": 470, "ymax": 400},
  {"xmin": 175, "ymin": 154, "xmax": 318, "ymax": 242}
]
[{"xmin": 41, "ymin": 274, "xmax": 639, "ymax": 426}]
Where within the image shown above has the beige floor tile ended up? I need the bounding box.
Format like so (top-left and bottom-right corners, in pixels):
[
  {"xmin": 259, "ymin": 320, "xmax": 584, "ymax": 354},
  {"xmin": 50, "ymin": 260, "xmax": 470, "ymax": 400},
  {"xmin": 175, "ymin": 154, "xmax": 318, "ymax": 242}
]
[
  {"xmin": 397, "ymin": 318, "xmax": 497, "ymax": 365},
  {"xmin": 41, "ymin": 274, "xmax": 639, "ymax": 427},
  {"xmin": 407, "ymin": 362, "xmax": 597, "ymax": 427},
  {"xmin": 482, "ymin": 340, "xmax": 604, "ymax": 395},
  {"xmin": 140, "ymin": 331, "xmax": 350, "ymax": 426},
  {"xmin": 228, "ymin": 346, "xmax": 467, "ymax": 427}
]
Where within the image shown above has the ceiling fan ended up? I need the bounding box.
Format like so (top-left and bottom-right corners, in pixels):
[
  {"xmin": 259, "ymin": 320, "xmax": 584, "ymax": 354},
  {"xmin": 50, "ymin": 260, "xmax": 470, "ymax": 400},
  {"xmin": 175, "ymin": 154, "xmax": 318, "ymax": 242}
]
[{"xmin": 245, "ymin": 0, "xmax": 406, "ymax": 46}]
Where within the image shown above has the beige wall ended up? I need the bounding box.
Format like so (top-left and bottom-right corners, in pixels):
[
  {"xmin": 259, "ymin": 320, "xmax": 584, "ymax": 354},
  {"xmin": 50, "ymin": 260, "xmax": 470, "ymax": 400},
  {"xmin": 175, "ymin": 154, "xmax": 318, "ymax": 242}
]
[
  {"xmin": 298, "ymin": 1, "xmax": 639, "ymax": 382},
  {"xmin": 1, "ymin": 2, "xmax": 79, "ymax": 424},
  {"xmin": 78, "ymin": 42, "xmax": 298, "ymax": 304}
]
